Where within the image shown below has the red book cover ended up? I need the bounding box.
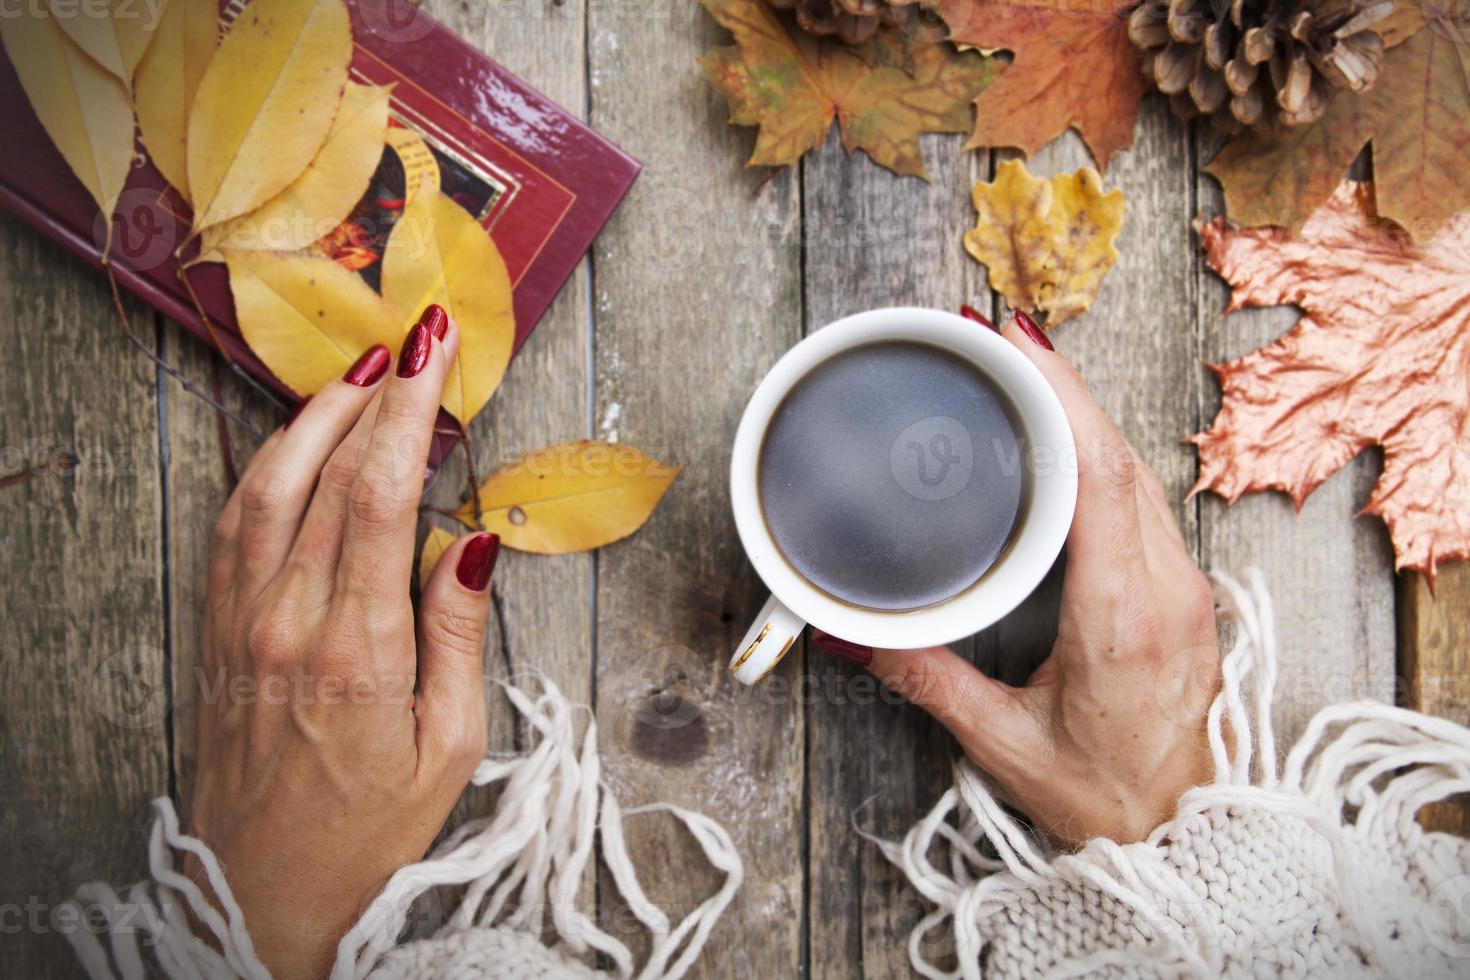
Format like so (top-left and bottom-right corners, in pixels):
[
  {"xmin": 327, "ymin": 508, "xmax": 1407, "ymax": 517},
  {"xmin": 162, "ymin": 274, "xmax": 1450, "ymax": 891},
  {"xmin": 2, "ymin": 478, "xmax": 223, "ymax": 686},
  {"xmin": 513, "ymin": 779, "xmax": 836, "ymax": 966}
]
[{"xmin": 0, "ymin": 0, "xmax": 639, "ymax": 471}]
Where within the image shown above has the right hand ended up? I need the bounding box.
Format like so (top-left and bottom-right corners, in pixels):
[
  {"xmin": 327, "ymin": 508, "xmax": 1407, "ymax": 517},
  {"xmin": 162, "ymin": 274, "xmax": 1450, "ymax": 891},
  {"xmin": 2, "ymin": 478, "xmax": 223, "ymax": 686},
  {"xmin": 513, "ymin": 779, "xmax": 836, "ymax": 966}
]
[{"xmin": 818, "ymin": 316, "xmax": 1221, "ymax": 847}]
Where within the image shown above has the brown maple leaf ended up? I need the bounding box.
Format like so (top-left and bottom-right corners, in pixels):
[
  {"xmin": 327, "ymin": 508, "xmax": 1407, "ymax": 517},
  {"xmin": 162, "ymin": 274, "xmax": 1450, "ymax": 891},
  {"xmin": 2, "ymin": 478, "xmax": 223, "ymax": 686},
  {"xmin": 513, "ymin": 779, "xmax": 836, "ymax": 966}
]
[
  {"xmin": 1190, "ymin": 180, "xmax": 1470, "ymax": 579},
  {"xmin": 700, "ymin": 0, "xmax": 994, "ymax": 178},
  {"xmin": 938, "ymin": 0, "xmax": 1146, "ymax": 171},
  {"xmin": 1205, "ymin": 10, "xmax": 1470, "ymax": 244}
]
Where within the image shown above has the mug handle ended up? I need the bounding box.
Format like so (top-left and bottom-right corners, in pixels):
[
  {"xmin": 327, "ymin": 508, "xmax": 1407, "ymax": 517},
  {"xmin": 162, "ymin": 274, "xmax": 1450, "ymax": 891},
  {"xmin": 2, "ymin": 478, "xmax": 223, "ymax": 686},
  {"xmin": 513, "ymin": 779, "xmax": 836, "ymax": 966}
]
[{"xmin": 728, "ymin": 595, "xmax": 804, "ymax": 685}]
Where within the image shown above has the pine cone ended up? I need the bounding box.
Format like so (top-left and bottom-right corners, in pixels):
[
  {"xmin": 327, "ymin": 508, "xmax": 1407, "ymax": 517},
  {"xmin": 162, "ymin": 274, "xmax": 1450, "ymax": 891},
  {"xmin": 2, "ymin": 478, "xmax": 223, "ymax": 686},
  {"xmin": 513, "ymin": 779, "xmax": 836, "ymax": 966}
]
[
  {"xmin": 765, "ymin": 0, "xmax": 941, "ymax": 46},
  {"xmin": 1128, "ymin": 0, "xmax": 1395, "ymax": 133}
]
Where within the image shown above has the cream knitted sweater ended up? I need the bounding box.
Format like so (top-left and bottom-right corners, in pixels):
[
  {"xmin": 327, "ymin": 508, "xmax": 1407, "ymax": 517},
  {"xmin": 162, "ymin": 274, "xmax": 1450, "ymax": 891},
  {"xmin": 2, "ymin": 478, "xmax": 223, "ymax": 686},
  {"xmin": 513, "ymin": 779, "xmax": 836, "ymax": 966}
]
[{"xmin": 66, "ymin": 572, "xmax": 1470, "ymax": 978}]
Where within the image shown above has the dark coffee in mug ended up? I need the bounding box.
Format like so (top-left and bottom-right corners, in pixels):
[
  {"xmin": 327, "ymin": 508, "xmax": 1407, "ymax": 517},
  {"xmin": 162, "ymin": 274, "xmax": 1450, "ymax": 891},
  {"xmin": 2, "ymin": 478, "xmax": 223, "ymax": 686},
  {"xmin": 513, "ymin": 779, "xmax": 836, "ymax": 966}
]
[{"xmin": 758, "ymin": 341, "xmax": 1024, "ymax": 611}]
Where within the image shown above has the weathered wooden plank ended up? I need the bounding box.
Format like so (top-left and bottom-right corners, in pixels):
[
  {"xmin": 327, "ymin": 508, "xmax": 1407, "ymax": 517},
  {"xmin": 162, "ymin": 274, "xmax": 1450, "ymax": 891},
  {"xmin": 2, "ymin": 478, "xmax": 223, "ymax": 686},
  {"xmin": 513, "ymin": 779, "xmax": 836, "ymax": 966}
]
[
  {"xmin": 0, "ymin": 214, "xmax": 170, "ymax": 976},
  {"xmin": 1400, "ymin": 567, "xmax": 1470, "ymax": 834},
  {"xmin": 415, "ymin": 0, "xmax": 595, "ymax": 814},
  {"xmin": 1194, "ymin": 135, "xmax": 1396, "ymax": 746},
  {"xmin": 162, "ymin": 325, "xmax": 274, "ymax": 814},
  {"xmin": 800, "ymin": 131, "xmax": 990, "ymax": 980},
  {"xmin": 588, "ymin": 6, "xmax": 805, "ymax": 972}
]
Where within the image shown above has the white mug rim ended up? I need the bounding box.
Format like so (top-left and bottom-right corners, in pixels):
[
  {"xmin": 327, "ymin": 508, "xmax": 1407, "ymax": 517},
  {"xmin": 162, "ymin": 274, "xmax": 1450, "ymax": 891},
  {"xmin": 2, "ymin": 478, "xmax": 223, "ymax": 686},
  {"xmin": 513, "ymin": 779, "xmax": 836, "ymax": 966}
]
[{"xmin": 729, "ymin": 307, "xmax": 1077, "ymax": 649}]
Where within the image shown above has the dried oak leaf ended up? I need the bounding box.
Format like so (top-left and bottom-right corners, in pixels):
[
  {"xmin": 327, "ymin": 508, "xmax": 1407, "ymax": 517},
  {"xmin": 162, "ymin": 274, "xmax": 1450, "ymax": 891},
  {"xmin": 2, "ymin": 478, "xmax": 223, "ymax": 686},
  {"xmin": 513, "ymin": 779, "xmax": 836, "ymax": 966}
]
[
  {"xmin": 135, "ymin": 0, "xmax": 222, "ymax": 204},
  {"xmin": 48, "ymin": 0, "xmax": 162, "ymax": 86},
  {"xmin": 1190, "ymin": 180, "xmax": 1470, "ymax": 579},
  {"xmin": 1205, "ymin": 16, "xmax": 1470, "ymax": 244},
  {"xmin": 224, "ymin": 249, "xmax": 400, "ymax": 397},
  {"xmin": 187, "ymin": 0, "xmax": 353, "ymax": 233},
  {"xmin": 938, "ymin": 0, "xmax": 1146, "ymax": 171},
  {"xmin": 418, "ymin": 526, "xmax": 457, "ymax": 589},
  {"xmin": 2, "ymin": 8, "xmax": 135, "ymax": 219},
  {"xmin": 700, "ymin": 0, "xmax": 993, "ymax": 178},
  {"xmin": 202, "ymin": 82, "xmax": 393, "ymax": 256},
  {"xmin": 380, "ymin": 191, "xmax": 516, "ymax": 426},
  {"xmin": 454, "ymin": 441, "xmax": 681, "ymax": 555},
  {"xmin": 963, "ymin": 159, "xmax": 1124, "ymax": 325}
]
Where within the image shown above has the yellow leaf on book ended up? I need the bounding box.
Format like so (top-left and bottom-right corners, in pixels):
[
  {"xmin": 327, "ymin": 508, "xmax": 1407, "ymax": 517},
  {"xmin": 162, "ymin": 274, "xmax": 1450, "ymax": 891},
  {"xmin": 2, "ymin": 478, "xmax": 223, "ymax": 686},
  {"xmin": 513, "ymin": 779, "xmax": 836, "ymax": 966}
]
[
  {"xmin": 203, "ymin": 83, "xmax": 393, "ymax": 256},
  {"xmin": 454, "ymin": 441, "xmax": 680, "ymax": 555},
  {"xmin": 963, "ymin": 159, "xmax": 1124, "ymax": 326},
  {"xmin": 1, "ymin": 10, "xmax": 135, "ymax": 219},
  {"xmin": 187, "ymin": 0, "xmax": 352, "ymax": 233},
  {"xmin": 380, "ymin": 191, "xmax": 515, "ymax": 426},
  {"xmin": 49, "ymin": 0, "xmax": 163, "ymax": 85},
  {"xmin": 134, "ymin": 0, "xmax": 219, "ymax": 203},
  {"xmin": 419, "ymin": 526, "xmax": 457, "ymax": 589},
  {"xmin": 225, "ymin": 250, "xmax": 400, "ymax": 397}
]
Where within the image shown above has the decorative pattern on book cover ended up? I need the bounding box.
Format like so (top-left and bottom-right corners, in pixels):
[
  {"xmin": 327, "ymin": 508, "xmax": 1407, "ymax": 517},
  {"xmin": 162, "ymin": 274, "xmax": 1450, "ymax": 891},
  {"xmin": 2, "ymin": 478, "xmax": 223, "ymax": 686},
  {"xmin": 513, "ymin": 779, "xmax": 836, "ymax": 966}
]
[{"xmin": 0, "ymin": 0, "xmax": 640, "ymax": 470}]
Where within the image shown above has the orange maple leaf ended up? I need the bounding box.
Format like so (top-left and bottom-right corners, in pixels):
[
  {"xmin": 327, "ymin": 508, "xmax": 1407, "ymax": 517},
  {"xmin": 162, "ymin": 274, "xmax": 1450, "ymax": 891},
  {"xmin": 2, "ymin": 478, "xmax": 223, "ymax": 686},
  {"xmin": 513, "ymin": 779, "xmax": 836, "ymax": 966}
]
[
  {"xmin": 1190, "ymin": 181, "xmax": 1470, "ymax": 579},
  {"xmin": 700, "ymin": 0, "xmax": 994, "ymax": 178},
  {"xmin": 938, "ymin": 0, "xmax": 1146, "ymax": 170},
  {"xmin": 1204, "ymin": 13, "xmax": 1470, "ymax": 244}
]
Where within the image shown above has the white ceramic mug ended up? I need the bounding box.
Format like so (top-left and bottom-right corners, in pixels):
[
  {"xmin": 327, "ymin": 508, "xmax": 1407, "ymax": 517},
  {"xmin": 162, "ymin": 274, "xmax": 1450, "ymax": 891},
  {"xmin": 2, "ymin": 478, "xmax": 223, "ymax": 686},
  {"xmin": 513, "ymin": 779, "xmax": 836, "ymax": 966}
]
[{"xmin": 727, "ymin": 307, "xmax": 1078, "ymax": 684}]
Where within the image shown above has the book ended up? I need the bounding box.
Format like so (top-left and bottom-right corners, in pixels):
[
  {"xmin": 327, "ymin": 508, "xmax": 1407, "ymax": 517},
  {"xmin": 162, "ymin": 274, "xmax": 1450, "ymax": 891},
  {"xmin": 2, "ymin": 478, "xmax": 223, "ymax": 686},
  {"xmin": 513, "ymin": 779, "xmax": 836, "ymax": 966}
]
[{"xmin": 0, "ymin": 0, "xmax": 639, "ymax": 471}]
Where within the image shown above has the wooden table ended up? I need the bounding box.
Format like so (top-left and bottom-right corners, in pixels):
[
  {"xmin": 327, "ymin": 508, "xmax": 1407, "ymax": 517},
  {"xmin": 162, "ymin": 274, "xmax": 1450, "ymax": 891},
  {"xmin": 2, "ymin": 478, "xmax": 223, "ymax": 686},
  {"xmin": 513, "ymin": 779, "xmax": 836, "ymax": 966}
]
[{"xmin": 3, "ymin": 4, "xmax": 1467, "ymax": 975}]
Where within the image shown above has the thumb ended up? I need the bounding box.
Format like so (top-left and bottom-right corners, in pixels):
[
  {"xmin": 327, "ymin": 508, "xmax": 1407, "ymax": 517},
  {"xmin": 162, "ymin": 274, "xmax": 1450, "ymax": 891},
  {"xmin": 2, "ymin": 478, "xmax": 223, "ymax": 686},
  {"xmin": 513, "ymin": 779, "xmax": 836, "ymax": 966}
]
[
  {"xmin": 415, "ymin": 532, "xmax": 498, "ymax": 778},
  {"xmin": 866, "ymin": 644, "xmax": 1036, "ymax": 772}
]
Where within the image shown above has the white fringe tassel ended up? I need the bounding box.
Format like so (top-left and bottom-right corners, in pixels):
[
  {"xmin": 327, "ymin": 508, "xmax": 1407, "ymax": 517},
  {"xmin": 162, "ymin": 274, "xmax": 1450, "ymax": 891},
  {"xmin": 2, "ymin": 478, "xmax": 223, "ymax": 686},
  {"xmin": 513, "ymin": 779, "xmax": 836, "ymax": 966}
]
[
  {"xmin": 871, "ymin": 569, "xmax": 1470, "ymax": 980},
  {"xmin": 64, "ymin": 679, "xmax": 743, "ymax": 980}
]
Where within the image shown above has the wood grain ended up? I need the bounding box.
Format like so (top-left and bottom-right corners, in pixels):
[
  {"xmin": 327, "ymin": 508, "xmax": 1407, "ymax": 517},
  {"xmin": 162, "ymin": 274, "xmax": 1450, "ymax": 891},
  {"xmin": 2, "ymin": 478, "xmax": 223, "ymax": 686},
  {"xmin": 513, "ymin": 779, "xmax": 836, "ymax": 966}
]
[
  {"xmin": 0, "ymin": 215, "xmax": 170, "ymax": 977},
  {"xmin": 800, "ymin": 131, "xmax": 990, "ymax": 979},
  {"xmin": 588, "ymin": 7, "xmax": 805, "ymax": 972},
  {"xmin": 1400, "ymin": 566, "xmax": 1470, "ymax": 835},
  {"xmin": 1195, "ymin": 135, "xmax": 1397, "ymax": 747}
]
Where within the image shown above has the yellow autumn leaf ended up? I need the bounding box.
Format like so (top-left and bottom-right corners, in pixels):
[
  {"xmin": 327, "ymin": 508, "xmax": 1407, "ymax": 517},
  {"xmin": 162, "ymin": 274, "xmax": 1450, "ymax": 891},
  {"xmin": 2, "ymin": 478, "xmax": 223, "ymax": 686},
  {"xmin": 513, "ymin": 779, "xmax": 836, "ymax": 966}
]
[
  {"xmin": 1, "ymin": 11, "xmax": 135, "ymax": 219},
  {"xmin": 49, "ymin": 0, "xmax": 162, "ymax": 85},
  {"xmin": 225, "ymin": 249, "xmax": 400, "ymax": 397},
  {"xmin": 187, "ymin": 0, "xmax": 352, "ymax": 233},
  {"xmin": 963, "ymin": 159, "xmax": 1125, "ymax": 327},
  {"xmin": 380, "ymin": 191, "xmax": 516, "ymax": 426},
  {"xmin": 202, "ymin": 83, "xmax": 393, "ymax": 256},
  {"xmin": 419, "ymin": 526, "xmax": 457, "ymax": 589},
  {"xmin": 134, "ymin": 0, "xmax": 218, "ymax": 203},
  {"xmin": 454, "ymin": 441, "xmax": 680, "ymax": 555}
]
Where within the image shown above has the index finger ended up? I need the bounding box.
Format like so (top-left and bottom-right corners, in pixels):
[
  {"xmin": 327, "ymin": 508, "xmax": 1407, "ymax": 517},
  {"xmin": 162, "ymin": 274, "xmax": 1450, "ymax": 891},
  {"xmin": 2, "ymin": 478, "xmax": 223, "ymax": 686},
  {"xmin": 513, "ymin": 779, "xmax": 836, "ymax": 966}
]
[
  {"xmin": 338, "ymin": 306, "xmax": 459, "ymax": 600},
  {"xmin": 1001, "ymin": 319, "xmax": 1145, "ymax": 590}
]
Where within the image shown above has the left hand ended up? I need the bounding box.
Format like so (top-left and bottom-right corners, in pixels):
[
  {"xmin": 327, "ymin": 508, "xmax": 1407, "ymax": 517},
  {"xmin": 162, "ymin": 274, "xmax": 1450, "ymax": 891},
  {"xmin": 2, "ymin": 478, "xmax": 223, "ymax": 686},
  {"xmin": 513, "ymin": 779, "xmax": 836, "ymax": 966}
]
[{"xmin": 185, "ymin": 309, "xmax": 497, "ymax": 979}]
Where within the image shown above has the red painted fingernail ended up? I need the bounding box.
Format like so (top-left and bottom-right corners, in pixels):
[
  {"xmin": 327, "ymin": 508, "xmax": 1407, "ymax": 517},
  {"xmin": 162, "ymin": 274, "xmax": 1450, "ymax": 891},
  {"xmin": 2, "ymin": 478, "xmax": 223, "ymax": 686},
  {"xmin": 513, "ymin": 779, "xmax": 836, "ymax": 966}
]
[
  {"xmin": 456, "ymin": 533, "xmax": 500, "ymax": 592},
  {"xmin": 960, "ymin": 305, "xmax": 998, "ymax": 332},
  {"xmin": 812, "ymin": 630, "xmax": 873, "ymax": 667},
  {"xmin": 397, "ymin": 323, "xmax": 432, "ymax": 379},
  {"xmin": 344, "ymin": 344, "xmax": 391, "ymax": 387},
  {"xmin": 283, "ymin": 395, "xmax": 312, "ymax": 430},
  {"xmin": 420, "ymin": 304, "xmax": 449, "ymax": 341},
  {"xmin": 1013, "ymin": 310, "xmax": 1054, "ymax": 351}
]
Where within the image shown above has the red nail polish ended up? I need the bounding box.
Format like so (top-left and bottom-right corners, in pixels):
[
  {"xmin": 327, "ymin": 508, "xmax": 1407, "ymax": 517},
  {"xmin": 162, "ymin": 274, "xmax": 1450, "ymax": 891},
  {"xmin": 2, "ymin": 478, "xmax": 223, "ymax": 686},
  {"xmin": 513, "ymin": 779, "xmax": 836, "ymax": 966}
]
[
  {"xmin": 960, "ymin": 305, "xmax": 998, "ymax": 332},
  {"xmin": 420, "ymin": 304, "xmax": 449, "ymax": 341},
  {"xmin": 284, "ymin": 395, "xmax": 312, "ymax": 430},
  {"xmin": 1013, "ymin": 311, "xmax": 1054, "ymax": 352},
  {"xmin": 456, "ymin": 533, "xmax": 500, "ymax": 591},
  {"xmin": 397, "ymin": 324, "xmax": 432, "ymax": 379},
  {"xmin": 344, "ymin": 344, "xmax": 391, "ymax": 387},
  {"xmin": 812, "ymin": 630, "xmax": 873, "ymax": 667}
]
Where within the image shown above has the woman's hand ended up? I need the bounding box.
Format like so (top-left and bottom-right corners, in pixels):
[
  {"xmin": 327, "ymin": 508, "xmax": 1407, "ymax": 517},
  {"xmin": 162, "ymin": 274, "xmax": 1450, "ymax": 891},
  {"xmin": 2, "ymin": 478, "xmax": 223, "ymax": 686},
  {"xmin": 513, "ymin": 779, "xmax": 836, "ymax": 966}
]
[
  {"xmin": 817, "ymin": 315, "xmax": 1219, "ymax": 847},
  {"xmin": 186, "ymin": 308, "xmax": 499, "ymax": 979}
]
